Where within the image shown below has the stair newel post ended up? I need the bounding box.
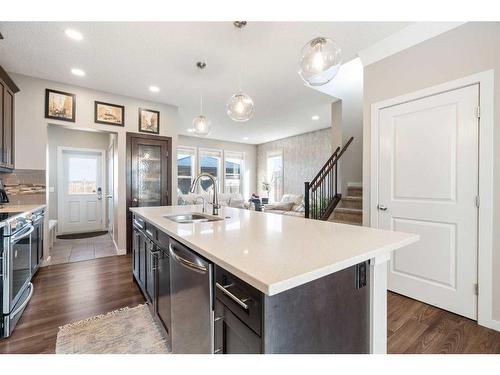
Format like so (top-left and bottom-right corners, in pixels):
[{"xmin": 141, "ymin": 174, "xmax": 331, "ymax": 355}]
[{"xmin": 304, "ymin": 182, "xmax": 310, "ymax": 219}]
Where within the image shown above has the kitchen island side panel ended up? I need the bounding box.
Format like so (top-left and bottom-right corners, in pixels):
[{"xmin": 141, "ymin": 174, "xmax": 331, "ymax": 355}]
[{"xmin": 262, "ymin": 263, "xmax": 370, "ymax": 354}]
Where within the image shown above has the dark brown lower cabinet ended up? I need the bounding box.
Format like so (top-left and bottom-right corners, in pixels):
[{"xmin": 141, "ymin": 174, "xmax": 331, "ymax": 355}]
[{"xmin": 214, "ymin": 300, "xmax": 261, "ymax": 354}]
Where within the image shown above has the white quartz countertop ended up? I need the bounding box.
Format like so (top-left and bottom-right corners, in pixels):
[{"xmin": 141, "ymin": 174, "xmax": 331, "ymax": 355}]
[
  {"xmin": 130, "ymin": 205, "xmax": 419, "ymax": 296},
  {"xmin": 0, "ymin": 204, "xmax": 46, "ymax": 214},
  {"xmin": 0, "ymin": 204, "xmax": 46, "ymax": 228}
]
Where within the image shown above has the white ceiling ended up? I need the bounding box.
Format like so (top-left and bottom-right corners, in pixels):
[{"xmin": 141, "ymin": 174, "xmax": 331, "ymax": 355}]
[{"xmin": 0, "ymin": 22, "xmax": 411, "ymax": 144}]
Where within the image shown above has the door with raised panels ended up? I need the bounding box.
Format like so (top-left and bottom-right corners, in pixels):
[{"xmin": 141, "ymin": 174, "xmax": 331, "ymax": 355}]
[
  {"xmin": 59, "ymin": 149, "xmax": 104, "ymax": 234},
  {"xmin": 378, "ymin": 84, "xmax": 479, "ymax": 319}
]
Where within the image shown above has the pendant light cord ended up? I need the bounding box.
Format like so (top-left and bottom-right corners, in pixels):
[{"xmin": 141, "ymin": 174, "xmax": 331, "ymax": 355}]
[{"xmin": 237, "ymin": 25, "xmax": 243, "ymax": 92}]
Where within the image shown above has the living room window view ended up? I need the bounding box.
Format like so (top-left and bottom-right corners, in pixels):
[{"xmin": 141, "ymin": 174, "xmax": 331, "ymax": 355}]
[{"xmin": 0, "ymin": 3, "xmax": 499, "ymax": 372}]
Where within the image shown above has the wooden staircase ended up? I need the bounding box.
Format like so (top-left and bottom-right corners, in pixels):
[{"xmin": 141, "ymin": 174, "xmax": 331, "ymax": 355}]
[
  {"xmin": 304, "ymin": 137, "xmax": 354, "ymax": 221},
  {"xmin": 328, "ymin": 185, "xmax": 362, "ymax": 225}
]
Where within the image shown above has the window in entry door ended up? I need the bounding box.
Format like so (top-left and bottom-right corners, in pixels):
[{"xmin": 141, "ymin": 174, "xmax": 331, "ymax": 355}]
[{"xmin": 68, "ymin": 156, "xmax": 98, "ymax": 194}]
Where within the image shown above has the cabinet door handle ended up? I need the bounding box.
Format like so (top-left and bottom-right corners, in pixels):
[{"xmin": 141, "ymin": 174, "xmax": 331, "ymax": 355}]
[{"xmin": 215, "ymin": 283, "xmax": 249, "ymax": 310}]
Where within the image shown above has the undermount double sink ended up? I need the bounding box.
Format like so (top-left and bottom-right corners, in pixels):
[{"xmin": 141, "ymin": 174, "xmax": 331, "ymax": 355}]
[{"xmin": 164, "ymin": 212, "xmax": 223, "ymax": 224}]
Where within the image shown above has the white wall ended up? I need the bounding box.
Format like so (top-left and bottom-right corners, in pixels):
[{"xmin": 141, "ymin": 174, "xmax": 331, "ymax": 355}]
[
  {"xmin": 313, "ymin": 58, "xmax": 364, "ymax": 195},
  {"xmin": 177, "ymin": 135, "xmax": 257, "ymax": 199},
  {"xmin": 362, "ymin": 22, "xmax": 500, "ymax": 323},
  {"xmin": 256, "ymin": 128, "xmax": 333, "ymax": 197},
  {"xmin": 11, "ymin": 73, "xmax": 178, "ymax": 253}
]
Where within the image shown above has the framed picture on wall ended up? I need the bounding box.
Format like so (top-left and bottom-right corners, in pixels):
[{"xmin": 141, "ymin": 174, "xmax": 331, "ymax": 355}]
[
  {"xmin": 45, "ymin": 89, "xmax": 76, "ymax": 122},
  {"xmin": 95, "ymin": 101, "xmax": 125, "ymax": 126},
  {"xmin": 138, "ymin": 108, "xmax": 160, "ymax": 134}
]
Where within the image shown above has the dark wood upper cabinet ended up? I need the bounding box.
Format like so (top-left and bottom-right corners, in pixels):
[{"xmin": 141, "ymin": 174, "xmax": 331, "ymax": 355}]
[
  {"xmin": 126, "ymin": 132, "xmax": 172, "ymax": 252},
  {"xmin": 0, "ymin": 66, "xmax": 19, "ymax": 172}
]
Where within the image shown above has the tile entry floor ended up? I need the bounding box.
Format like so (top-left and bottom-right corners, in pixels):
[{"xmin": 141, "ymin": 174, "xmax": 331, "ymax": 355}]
[{"xmin": 46, "ymin": 233, "xmax": 118, "ymax": 265}]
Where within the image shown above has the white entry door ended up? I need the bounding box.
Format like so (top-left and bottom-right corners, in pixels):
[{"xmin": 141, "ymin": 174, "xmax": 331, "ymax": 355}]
[
  {"xmin": 59, "ymin": 148, "xmax": 105, "ymax": 234},
  {"xmin": 378, "ymin": 84, "xmax": 479, "ymax": 319}
]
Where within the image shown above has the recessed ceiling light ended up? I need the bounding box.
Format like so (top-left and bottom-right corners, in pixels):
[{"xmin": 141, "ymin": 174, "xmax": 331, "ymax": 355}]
[
  {"xmin": 65, "ymin": 29, "xmax": 83, "ymax": 41},
  {"xmin": 187, "ymin": 128, "xmax": 194, "ymax": 133},
  {"xmin": 71, "ymin": 68, "xmax": 85, "ymax": 76},
  {"xmin": 149, "ymin": 86, "xmax": 160, "ymax": 93},
  {"xmin": 312, "ymin": 115, "xmax": 320, "ymax": 120},
  {"xmin": 243, "ymin": 137, "xmax": 249, "ymax": 141}
]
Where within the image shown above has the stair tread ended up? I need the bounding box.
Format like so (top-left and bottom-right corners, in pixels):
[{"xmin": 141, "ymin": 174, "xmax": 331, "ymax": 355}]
[
  {"xmin": 342, "ymin": 196, "xmax": 362, "ymax": 201},
  {"xmin": 334, "ymin": 207, "xmax": 362, "ymax": 214}
]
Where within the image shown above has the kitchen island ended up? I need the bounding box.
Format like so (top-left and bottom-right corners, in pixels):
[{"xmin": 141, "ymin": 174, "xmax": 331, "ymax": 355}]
[{"xmin": 130, "ymin": 205, "xmax": 418, "ymax": 354}]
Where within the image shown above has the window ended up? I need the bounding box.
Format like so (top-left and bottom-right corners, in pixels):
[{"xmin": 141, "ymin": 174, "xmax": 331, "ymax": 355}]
[
  {"xmin": 224, "ymin": 151, "xmax": 244, "ymax": 194},
  {"xmin": 266, "ymin": 150, "xmax": 283, "ymax": 202},
  {"xmin": 177, "ymin": 147, "xmax": 196, "ymax": 194},
  {"xmin": 68, "ymin": 156, "xmax": 98, "ymax": 194},
  {"xmin": 198, "ymin": 149, "xmax": 222, "ymax": 192}
]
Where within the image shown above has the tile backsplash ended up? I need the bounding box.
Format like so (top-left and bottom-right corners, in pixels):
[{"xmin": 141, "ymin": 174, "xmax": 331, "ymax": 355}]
[{"xmin": 0, "ymin": 169, "xmax": 46, "ymax": 205}]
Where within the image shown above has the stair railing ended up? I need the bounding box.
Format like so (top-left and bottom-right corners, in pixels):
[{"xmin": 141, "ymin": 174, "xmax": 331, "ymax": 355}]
[{"xmin": 304, "ymin": 137, "xmax": 354, "ymax": 220}]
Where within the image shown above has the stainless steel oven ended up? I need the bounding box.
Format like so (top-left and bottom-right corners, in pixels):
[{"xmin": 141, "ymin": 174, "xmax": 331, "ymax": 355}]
[{"xmin": 1, "ymin": 215, "xmax": 35, "ymax": 339}]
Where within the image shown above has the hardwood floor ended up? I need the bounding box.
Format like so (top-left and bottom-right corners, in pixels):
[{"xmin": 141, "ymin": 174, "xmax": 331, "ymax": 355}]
[
  {"xmin": 1, "ymin": 255, "xmax": 499, "ymax": 354},
  {"xmin": 387, "ymin": 291, "xmax": 500, "ymax": 354},
  {"xmin": 0, "ymin": 255, "xmax": 144, "ymax": 354}
]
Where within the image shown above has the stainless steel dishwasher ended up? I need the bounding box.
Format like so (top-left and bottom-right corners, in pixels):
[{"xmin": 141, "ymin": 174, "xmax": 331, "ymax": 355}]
[{"xmin": 169, "ymin": 238, "xmax": 214, "ymax": 354}]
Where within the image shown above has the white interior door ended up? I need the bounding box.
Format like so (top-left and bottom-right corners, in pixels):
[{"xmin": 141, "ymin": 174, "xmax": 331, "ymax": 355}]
[
  {"xmin": 378, "ymin": 84, "xmax": 479, "ymax": 320},
  {"xmin": 59, "ymin": 148, "xmax": 104, "ymax": 234}
]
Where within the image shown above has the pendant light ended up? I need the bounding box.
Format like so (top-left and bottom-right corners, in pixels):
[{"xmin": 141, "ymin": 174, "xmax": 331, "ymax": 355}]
[
  {"xmin": 192, "ymin": 61, "xmax": 211, "ymax": 136},
  {"xmin": 298, "ymin": 37, "xmax": 342, "ymax": 86},
  {"xmin": 226, "ymin": 21, "xmax": 255, "ymax": 122}
]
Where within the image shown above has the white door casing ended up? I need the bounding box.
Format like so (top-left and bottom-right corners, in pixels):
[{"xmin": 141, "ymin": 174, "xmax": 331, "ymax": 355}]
[
  {"xmin": 377, "ymin": 84, "xmax": 479, "ymax": 320},
  {"xmin": 107, "ymin": 142, "xmax": 114, "ymax": 238},
  {"xmin": 58, "ymin": 147, "xmax": 106, "ymax": 234}
]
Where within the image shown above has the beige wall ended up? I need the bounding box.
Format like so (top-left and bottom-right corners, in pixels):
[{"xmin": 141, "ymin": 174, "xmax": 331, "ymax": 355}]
[
  {"xmin": 177, "ymin": 135, "xmax": 257, "ymax": 199},
  {"xmin": 362, "ymin": 22, "xmax": 500, "ymax": 321},
  {"xmin": 257, "ymin": 128, "xmax": 333, "ymax": 197},
  {"xmin": 11, "ymin": 73, "xmax": 178, "ymax": 253}
]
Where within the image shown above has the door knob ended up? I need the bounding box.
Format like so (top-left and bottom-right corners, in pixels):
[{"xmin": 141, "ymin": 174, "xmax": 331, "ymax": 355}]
[{"xmin": 377, "ymin": 204, "xmax": 388, "ymax": 211}]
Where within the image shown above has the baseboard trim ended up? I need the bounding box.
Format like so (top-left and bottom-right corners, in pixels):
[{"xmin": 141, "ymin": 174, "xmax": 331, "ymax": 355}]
[{"xmin": 479, "ymin": 318, "xmax": 500, "ymax": 332}]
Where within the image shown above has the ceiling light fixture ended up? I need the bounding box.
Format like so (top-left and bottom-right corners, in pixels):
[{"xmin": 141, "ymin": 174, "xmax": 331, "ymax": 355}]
[
  {"xmin": 65, "ymin": 29, "xmax": 83, "ymax": 41},
  {"xmin": 71, "ymin": 68, "xmax": 85, "ymax": 76},
  {"xmin": 298, "ymin": 37, "xmax": 342, "ymax": 86},
  {"xmin": 312, "ymin": 115, "xmax": 320, "ymax": 120},
  {"xmin": 243, "ymin": 137, "xmax": 249, "ymax": 141},
  {"xmin": 192, "ymin": 62, "xmax": 211, "ymax": 137},
  {"xmin": 226, "ymin": 21, "xmax": 254, "ymax": 123},
  {"xmin": 149, "ymin": 86, "xmax": 160, "ymax": 93}
]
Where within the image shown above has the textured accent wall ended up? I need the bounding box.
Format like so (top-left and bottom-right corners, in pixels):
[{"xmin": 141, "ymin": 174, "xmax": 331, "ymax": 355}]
[
  {"xmin": 257, "ymin": 128, "xmax": 333, "ymax": 197},
  {"xmin": 0, "ymin": 169, "xmax": 46, "ymax": 205}
]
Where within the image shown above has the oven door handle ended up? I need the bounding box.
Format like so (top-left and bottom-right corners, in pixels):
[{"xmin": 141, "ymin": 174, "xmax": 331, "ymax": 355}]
[
  {"xmin": 11, "ymin": 282, "xmax": 34, "ymax": 318},
  {"xmin": 11, "ymin": 225, "xmax": 35, "ymax": 243}
]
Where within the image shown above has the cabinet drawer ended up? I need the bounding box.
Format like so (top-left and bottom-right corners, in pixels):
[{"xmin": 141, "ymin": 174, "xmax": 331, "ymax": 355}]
[
  {"xmin": 144, "ymin": 223, "xmax": 157, "ymax": 241},
  {"xmin": 215, "ymin": 266, "xmax": 263, "ymax": 336}
]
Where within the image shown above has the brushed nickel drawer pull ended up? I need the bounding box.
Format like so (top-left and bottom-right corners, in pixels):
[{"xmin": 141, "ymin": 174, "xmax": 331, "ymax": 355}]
[{"xmin": 216, "ymin": 282, "xmax": 249, "ymax": 310}]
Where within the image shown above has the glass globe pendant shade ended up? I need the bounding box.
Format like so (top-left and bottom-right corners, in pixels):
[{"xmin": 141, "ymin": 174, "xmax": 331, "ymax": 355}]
[
  {"xmin": 192, "ymin": 115, "xmax": 211, "ymax": 136},
  {"xmin": 298, "ymin": 37, "xmax": 342, "ymax": 86},
  {"xmin": 226, "ymin": 92, "xmax": 254, "ymax": 122}
]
